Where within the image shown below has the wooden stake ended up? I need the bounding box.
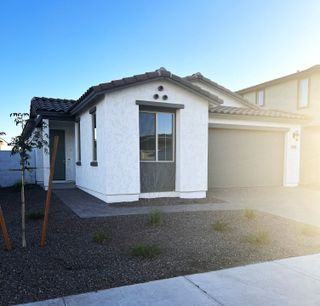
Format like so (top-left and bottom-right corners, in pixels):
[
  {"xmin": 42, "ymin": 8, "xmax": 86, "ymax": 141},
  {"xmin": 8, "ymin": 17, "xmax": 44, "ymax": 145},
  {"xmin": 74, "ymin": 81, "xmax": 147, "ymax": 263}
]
[
  {"xmin": 40, "ymin": 136, "xmax": 59, "ymax": 248},
  {"xmin": 0, "ymin": 205, "xmax": 12, "ymax": 251}
]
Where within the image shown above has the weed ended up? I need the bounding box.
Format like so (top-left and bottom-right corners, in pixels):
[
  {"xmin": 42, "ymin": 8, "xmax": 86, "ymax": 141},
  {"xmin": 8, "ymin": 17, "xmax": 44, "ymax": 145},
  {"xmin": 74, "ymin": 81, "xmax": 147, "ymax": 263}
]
[
  {"xmin": 244, "ymin": 231, "xmax": 270, "ymax": 245},
  {"xmin": 211, "ymin": 221, "xmax": 230, "ymax": 232},
  {"xmin": 93, "ymin": 231, "xmax": 110, "ymax": 245},
  {"xmin": 301, "ymin": 226, "xmax": 319, "ymax": 237},
  {"xmin": 130, "ymin": 244, "xmax": 161, "ymax": 258},
  {"xmin": 148, "ymin": 210, "xmax": 162, "ymax": 226},
  {"xmin": 244, "ymin": 209, "xmax": 256, "ymax": 220}
]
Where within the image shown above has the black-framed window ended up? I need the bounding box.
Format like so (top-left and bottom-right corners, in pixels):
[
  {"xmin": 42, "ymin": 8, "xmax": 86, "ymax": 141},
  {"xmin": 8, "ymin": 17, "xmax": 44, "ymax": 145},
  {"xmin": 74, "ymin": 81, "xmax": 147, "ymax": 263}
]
[
  {"xmin": 77, "ymin": 119, "xmax": 81, "ymax": 163},
  {"xmin": 139, "ymin": 111, "xmax": 174, "ymax": 162},
  {"xmin": 91, "ymin": 111, "xmax": 97, "ymax": 161}
]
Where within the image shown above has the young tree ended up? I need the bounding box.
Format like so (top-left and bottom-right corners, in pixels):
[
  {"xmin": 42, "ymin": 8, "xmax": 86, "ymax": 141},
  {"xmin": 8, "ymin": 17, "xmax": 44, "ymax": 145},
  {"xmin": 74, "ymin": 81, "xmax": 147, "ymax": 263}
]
[{"xmin": 10, "ymin": 113, "xmax": 48, "ymax": 247}]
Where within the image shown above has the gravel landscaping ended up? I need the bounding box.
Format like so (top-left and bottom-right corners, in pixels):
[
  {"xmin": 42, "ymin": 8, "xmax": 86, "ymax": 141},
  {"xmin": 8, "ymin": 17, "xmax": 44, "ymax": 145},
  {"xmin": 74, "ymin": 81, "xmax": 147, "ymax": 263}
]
[{"xmin": 2, "ymin": 185, "xmax": 320, "ymax": 305}]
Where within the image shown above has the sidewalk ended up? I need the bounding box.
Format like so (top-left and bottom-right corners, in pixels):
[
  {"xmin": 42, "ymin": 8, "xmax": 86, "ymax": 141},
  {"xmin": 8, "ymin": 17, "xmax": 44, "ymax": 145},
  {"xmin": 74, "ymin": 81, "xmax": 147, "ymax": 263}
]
[{"xmin": 18, "ymin": 253, "xmax": 320, "ymax": 306}]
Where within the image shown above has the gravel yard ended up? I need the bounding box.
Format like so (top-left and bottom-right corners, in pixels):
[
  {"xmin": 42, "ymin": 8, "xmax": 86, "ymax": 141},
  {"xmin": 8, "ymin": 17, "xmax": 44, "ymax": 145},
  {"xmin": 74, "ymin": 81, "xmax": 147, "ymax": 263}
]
[{"xmin": 1, "ymin": 185, "xmax": 320, "ymax": 305}]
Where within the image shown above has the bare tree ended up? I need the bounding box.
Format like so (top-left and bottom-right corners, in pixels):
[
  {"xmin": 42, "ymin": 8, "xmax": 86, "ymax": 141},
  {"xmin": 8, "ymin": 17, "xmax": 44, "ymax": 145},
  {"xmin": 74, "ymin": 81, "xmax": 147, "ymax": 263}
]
[{"xmin": 9, "ymin": 113, "xmax": 48, "ymax": 247}]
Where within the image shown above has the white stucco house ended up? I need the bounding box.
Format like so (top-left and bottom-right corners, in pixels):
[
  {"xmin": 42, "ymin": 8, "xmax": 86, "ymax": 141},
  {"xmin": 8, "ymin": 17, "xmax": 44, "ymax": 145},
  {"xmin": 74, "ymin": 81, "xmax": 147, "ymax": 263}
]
[{"xmin": 25, "ymin": 68, "xmax": 306, "ymax": 203}]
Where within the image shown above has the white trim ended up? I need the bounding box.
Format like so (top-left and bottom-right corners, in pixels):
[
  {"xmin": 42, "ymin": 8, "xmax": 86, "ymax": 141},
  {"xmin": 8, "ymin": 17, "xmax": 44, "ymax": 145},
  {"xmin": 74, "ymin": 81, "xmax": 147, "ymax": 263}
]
[
  {"xmin": 140, "ymin": 191, "xmax": 178, "ymax": 199},
  {"xmin": 179, "ymin": 191, "xmax": 206, "ymax": 199},
  {"xmin": 209, "ymin": 117, "xmax": 298, "ymax": 130}
]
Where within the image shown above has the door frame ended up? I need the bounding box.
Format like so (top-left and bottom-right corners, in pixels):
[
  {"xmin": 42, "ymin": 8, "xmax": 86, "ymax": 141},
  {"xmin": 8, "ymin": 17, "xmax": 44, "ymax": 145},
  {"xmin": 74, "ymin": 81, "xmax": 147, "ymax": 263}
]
[{"xmin": 50, "ymin": 129, "xmax": 66, "ymax": 181}]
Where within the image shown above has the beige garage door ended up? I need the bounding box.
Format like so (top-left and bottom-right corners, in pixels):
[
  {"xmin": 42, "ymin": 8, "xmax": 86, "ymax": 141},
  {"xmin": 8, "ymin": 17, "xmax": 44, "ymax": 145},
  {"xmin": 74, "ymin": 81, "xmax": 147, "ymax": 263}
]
[
  {"xmin": 208, "ymin": 128, "xmax": 284, "ymax": 188},
  {"xmin": 300, "ymin": 127, "xmax": 320, "ymax": 186}
]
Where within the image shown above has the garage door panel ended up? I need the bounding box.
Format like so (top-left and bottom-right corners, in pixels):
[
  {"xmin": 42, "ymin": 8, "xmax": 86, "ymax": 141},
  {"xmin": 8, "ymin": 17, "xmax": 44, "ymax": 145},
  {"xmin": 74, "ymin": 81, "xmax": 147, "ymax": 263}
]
[{"xmin": 208, "ymin": 128, "xmax": 284, "ymax": 188}]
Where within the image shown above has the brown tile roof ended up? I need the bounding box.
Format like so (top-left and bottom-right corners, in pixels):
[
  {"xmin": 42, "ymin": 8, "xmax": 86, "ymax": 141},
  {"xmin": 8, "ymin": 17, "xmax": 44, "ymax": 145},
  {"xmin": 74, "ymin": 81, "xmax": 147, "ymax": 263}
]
[
  {"xmin": 210, "ymin": 105, "xmax": 307, "ymax": 120},
  {"xmin": 185, "ymin": 72, "xmax": 259, "ymax": 109},
  {"xmin": 30, "ymin": 97, "xmax": 76, "ymax": 117}
]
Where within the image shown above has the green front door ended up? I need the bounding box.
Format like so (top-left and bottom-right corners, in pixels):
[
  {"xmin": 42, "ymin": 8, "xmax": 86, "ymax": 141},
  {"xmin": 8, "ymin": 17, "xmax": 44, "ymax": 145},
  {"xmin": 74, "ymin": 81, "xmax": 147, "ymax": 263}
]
[{"xmin": 50, "ymin": 129, "xmax": 66, "ymax": 180}]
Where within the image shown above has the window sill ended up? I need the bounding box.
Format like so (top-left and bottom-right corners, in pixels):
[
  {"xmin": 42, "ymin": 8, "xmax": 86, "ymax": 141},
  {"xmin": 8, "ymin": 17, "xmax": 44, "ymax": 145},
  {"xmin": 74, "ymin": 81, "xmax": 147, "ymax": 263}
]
[
  {"xmin": 90, "ymin": 161, "xmax": 98, "ymax": 167},
  {"xmin": 76, "ymin": 161, "xmax": 81, "ymax": 166}
]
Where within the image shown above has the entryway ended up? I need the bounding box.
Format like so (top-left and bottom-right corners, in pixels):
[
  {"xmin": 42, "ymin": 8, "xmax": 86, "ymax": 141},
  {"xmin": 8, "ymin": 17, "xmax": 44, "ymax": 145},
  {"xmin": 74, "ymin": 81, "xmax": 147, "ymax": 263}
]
[{"xmin": 50, "ymin": 129, "xmax": 66, "ymax": 181}]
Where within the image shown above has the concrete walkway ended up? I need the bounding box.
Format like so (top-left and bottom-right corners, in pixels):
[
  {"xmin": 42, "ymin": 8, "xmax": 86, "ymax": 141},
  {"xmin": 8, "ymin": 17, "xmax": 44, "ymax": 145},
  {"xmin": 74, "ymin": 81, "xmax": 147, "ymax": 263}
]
[
  {"xmin": 54, "ymin": 188, "xmax": 243, "ymax": 218},
  {"xmin": 54, "ymin": 187, "xmax": 320, "ymax": 228},
  {"xmin": 19, "ymin": 253, "xmax": 320, "ymax": 306}
]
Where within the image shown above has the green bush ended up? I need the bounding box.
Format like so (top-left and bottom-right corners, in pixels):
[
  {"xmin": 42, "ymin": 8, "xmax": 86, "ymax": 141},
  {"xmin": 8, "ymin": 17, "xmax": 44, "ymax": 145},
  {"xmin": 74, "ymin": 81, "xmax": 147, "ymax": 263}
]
[
  {"xmin": 130, "ymin": 244, "xmax": 161, "ymax": 258},
  {"xmin": 27, "ymin": 212, "xmax": 44, "ymax": 220},
  {"xmin": 211, "ymin": 221, "xmax": 230, "ymax": 232},
  {"xmin": 148, "ymin": 210, "xmax": 162, "ymax": 226},
  {"xmin": 244, "ymin": 209, "xmax": 256, "ymax": 220},
  {"xmin": 93, "ymin": 231, "xmax": 110, "ymax": 245},
  {"xmin": 244, "ymin": 231, "xmax": 270, "ymax": 245}
]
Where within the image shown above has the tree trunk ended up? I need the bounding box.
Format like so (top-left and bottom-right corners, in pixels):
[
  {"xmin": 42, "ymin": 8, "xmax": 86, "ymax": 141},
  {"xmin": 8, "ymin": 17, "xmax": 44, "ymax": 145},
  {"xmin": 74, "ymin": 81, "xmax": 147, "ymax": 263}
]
[{"xmin": 21, "ymin": 167, "xmax": 26, "ymax": 248}]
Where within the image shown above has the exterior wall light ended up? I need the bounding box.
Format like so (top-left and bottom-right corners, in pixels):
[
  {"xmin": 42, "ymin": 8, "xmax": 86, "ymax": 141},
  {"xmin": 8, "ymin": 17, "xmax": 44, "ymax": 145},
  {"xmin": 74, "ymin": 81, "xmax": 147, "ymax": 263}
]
[
  {"xmin": 153, "ymin": 94, "xmax": 159, "ymax": 100},
  {"xmin": 292, "ymin": 131, "xmax": 300, "ymax": 141},
  {"xmin": 158, "ymin": 85, "xmax": 164, "ymax": 91},
  {"xmin": 162, "ymin": 95, "xmax": 168, "ymax": 100}
]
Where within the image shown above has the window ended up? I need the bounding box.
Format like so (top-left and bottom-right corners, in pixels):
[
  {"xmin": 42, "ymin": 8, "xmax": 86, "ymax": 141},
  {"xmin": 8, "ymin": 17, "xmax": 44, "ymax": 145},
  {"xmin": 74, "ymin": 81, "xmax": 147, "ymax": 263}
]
[
  {"xmin": 91, "ymin": 111, "xmax": 97, "ymax": 162},
  {"xmin": 139, "ymin": 111, "xmax": 174, "ymax": 162},
  {"xmin": 298, "ymin": 78, "xmax": 309, "ymax": 108},
  {"xmin": 76, "ymin": 119, "xmax": 81, "ymax": 164},
  {"xmin": 256, "ymin": 90, "xmax": 265, "ymax": 106}
]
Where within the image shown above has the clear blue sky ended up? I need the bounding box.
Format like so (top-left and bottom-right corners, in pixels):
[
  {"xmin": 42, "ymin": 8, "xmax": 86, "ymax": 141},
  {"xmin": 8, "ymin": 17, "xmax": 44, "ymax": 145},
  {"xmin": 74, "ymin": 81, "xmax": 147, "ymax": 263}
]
[{"xmin": 1, "ymin": 0, "xmax": 319, "ymax": 139}]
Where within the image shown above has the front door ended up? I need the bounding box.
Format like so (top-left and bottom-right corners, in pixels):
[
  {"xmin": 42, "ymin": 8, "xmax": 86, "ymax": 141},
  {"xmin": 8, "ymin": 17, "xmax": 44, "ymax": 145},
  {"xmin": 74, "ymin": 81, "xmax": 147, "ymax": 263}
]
[
  {"xmin": 50, "ymin": 129, "xmax": 66, "ymax": 181},
  {"xmin": 139, "ymin": 110, "xmax": 175, "ymax": 193}
]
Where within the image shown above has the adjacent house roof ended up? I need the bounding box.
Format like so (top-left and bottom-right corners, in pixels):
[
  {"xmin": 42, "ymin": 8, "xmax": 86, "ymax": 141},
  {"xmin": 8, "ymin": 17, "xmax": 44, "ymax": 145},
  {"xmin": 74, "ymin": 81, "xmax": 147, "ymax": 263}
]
[
  {"xmin": 237, "ymin": 65, "xmax": 320, "ymax": 94},
  {"xmin": 210, "ymin": 105, "xmax": 307, "ymax": 120},
  {"xmin": 185, "ymin": 72, "xmax": 259, "ymax": 110}
]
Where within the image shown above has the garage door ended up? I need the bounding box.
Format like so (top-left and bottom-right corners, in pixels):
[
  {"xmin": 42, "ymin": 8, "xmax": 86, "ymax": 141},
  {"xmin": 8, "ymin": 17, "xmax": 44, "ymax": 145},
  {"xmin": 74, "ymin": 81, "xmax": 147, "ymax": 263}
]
[
  {"xmin": 208, "ymin": 128, "xmax": 284, "ymax": 188},
  {"xmin": 300, "ymin": 127, "xmax": 320, "ymax": 186}
]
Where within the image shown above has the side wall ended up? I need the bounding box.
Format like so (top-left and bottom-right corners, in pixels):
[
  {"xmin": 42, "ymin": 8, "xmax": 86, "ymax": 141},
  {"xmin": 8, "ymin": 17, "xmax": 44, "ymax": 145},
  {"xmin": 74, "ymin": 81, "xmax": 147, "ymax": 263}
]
[{"xmin": 0, "ymin": 151, "xmax": 36, "ymax": 187}]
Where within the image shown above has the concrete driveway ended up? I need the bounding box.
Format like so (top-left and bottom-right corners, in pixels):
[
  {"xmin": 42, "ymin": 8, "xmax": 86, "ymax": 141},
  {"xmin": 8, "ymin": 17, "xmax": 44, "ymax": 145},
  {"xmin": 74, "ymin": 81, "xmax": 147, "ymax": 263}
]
[{"xmin": 211, "ymin": 186, "xmax": 320, "ymax": 227}]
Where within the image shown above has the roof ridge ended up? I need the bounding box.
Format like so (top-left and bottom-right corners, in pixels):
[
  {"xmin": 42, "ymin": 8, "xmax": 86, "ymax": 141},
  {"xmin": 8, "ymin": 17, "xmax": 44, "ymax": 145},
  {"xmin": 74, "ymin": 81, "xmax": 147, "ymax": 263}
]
[
  {"xmin": 210, "ymin": 105, "xmax": 308, "ymax": 120},
  {"xmin": 185, "ymin": 73, "xmax": 259, "ymax": 110},
  {"xmin": 237, "ymin": 65, "xmax": 320, "ymax": 94}
]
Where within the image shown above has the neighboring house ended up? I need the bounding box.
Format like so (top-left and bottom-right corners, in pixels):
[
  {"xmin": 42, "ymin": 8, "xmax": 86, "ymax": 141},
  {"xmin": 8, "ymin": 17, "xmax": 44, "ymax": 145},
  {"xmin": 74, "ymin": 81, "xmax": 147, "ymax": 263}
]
[
  {"xmin": 237, "ymin": 65, "xmax": 320, "ymax": 186},
  {"xmin": 24, "ymin": 68, "xmax": 306, "ymax": 203},
  {"xmin": 0, "ymin": 138, "xmax": 11, "ymax": 151}
]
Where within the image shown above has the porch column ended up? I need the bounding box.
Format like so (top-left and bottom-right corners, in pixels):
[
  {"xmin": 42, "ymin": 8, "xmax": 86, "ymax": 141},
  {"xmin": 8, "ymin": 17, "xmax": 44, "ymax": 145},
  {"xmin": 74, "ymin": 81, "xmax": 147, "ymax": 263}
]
[
  {"xmin": 283, "ymin": 127, "xmax": 301, "ymax": 186},
  {"xmin": 42, "ymin": 119, "xmax": 50, "ymax": 190}
]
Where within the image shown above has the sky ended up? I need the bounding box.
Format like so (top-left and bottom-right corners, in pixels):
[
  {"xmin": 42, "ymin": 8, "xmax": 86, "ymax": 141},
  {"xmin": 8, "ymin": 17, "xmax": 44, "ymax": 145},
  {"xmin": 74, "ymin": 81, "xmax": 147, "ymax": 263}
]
[{"xmin": 1, "ymin": 0, "xmax": 320, "ymax": 140}]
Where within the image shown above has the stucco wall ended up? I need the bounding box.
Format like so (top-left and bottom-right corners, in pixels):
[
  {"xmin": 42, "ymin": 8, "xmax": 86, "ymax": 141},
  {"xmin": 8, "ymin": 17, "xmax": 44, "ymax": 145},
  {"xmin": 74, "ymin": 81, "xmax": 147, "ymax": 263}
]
[
  {"xmin": 241, "ymin": 72, "xmax": 320, "ymax": 122},
  {"xmin": 75, "ymin": 79, "xmax": 210, "ymax": 202},
  {"xmin": 0, "ymin": 151, "xmax": 36, "ymax": 187}
]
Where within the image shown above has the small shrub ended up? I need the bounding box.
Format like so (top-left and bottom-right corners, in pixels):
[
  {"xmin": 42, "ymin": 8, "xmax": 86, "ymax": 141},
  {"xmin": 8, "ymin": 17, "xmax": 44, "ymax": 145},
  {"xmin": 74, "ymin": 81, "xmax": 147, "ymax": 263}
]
[
  {"xmin": 244, "ymin": 231, "xmax": 270, "ymax": 245},
  {"xmin": 130, "ymin": 244, "xmax": 161, "ymax": 258},
  {"xmin": 27, "ymin": 212, "xmax": 44, "ymax": 220},
  {"xmin": 211, "ymin": 221, "xmax": 230, "ymax": 232},
  {"xmin": 244, "ymin": 209, "xmax": 256, "ymax": 220},
  {"xmin": 148, "ymin": 210, "xmax": 162, "ymax": 226},
  {"xmin": 93, "ymin": 231, "xmax": 110, "ymax": 245},
  {"xmin": 301, "ymin": 226, "xmax": 319, "ymax": 237}
]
